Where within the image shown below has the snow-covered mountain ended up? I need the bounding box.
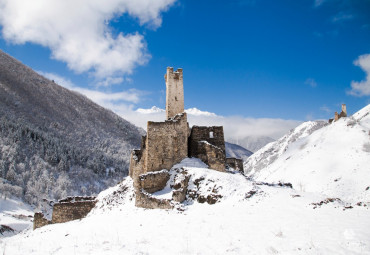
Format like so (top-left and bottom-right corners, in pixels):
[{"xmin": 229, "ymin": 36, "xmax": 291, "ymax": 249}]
[
  {"xmin": 225, "ymin": 142, "xmax": 253, "ymax": 161},
  {"xmin": 245, "ymin": 104, "xmax": 370, "ymax": 203},
  {"xmin": 227, "ymin": 135, "xmax": 275, "ymax": 152},
  {"xmin": 0, "ymin": 50, "xmax": 143, "ymax": 208},
  {"xmin": 244, "ymin": 120, "xmax": 327, "ymax": 176}
]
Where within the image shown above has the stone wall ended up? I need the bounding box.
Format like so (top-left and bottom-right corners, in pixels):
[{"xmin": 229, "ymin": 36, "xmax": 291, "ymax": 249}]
[
  {"xmin": 189, "ymin": 126, "xmax": 226, "ymax": 171},
  {"xmin": 189, "ymin": 126, "xmax": 225, "ymax": 154},
  {"xmin": 165, "ymin": 67, "xmax": 184, "ymax": 119},
  {"xmin": 129, "ymin": 149, "xmax": 144, "ymax": 178},
  {"xmin": 33, "ymin": 212, "xmax": 50, "ymax": 230},
  {"xmin": 145, "ymin": 113, "xmax": 189, "ymax": 173},
  {"xmin": 196, "ymin": 141, "xmax": 226, "ymax": 171},
  {"xmin": 138, "ymin": 170, "xmax": 170, "ymax": 193},
  {"xmin": 51, "ymin": 197, "xmax": 96, "ymax": 224},
  {"xmin": 33, "ymin": 197, "xmax": 97, "ymax": 230},
  {"xmin": 135, "ymin": 191, "xmax": 173, "ymax": 209},
  {"xmin": 226, "ymin": 157, "xmax": 244, "ymax": 172},
  {"xmin": 330, "ymin": 104, "xmax": 347, "ymax": 123}
]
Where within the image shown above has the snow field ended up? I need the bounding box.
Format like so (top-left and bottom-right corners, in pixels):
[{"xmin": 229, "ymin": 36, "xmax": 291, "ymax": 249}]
[{"xmin": 1, "ymin": 159, "xmax": 370, "ymax": 254}]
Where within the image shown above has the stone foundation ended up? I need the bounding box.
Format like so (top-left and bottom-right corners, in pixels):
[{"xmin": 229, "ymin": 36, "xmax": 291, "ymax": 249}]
[
  {"xmin": 135, "ymin": 190, "xmax": 173, "ymax": 209},
  {"xmin": 138, "ymin": 170, "xmax": 170, "ymax": 193}
]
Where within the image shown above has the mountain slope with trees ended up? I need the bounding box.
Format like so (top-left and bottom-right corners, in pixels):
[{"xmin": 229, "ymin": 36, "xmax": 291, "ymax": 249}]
[{"xmin": 0, "ymin": 50, "xmax": 143, "ymax": 208}]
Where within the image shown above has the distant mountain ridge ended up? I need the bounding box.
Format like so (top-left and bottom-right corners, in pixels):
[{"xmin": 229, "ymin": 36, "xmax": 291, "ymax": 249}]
[
  {"xmin": 0, "ymin": 49, "xmax": 143, "ymax": 207},
  {"xmin": 226, "ymin": 135, "xmax": 275, "ymax": 152},
  {"xmin": 225, "ymin": 142, "xmax": 253, "ymax": 161}
]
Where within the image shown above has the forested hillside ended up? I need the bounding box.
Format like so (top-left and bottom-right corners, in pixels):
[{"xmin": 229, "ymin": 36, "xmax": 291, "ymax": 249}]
[{"xmin": 0, "ymin": 50, "xmax": 143, "ymax": 208}]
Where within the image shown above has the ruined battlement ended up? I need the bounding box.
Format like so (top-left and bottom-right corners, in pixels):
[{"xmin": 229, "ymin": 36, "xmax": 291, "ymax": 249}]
[
  {"xmin": 165, "ymin": 67, "xmax": 183, "ymax": 80},
  {"xmin": 329, "ymin": 104, "xmax": 347, "ymax": 123}
]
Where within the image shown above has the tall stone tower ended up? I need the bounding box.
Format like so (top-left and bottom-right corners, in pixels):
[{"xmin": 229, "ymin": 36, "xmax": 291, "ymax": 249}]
[
  {"xmin": 165, "ymin": 67, "xmax": 184, "ymax": 119},
  {"xmin": 341, "ymin": 104, "xmax": 347, "ymax": 116}
]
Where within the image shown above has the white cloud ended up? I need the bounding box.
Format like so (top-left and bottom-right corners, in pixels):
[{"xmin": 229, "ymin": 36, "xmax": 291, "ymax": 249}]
[
  {"xmin": 187, "ymin": 114, "xmax": 301, "ymax": 141},
  {"xmin": 39, "ymin": 71, "xmax": 143, "ymax": 107},
  {"xmin": 320, "ymin": 106, "xmax": 331, "ymax": 114},
  {"xmin": 314, "ymin": 0, "xmax": 326, "ymax": 7},
  {"xmin": 0, "ymin": 0, "xmax": 175, "ymax": 80},
  {"xmin": 132, "ymin": 107, "xmax": 301, "ymax": 141},
  {"xmin": 39, "ymin": 71, "xmax": 302, "ymax": 142},
  {"xmin": 348, "ymin": 54, "xmax": 370, "ymax": 97},
  {"xmin": 186, "ymin": 108, "xmax": 217, "ymax": 117},
  {"xmin": 96, "ymin": 77, "xmax": 125, "ymax": 87},
  {"xmin": 305, "ymin": 78, "xmax": 317, "ymax": 88},
  {"xmin": 136, "ymin": 106, "xmax": 165, "ymax": 114},
  {"xmin": 332, "ymin": 12, "xmax": 353, "ymax": 23}
]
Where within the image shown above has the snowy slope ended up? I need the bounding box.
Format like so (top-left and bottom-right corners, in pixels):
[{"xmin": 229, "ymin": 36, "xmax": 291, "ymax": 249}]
[
  {"xmin": 245, "ymin": 104, "xmax": 370, "ymax": 203},
  {"xmin": 244, "ymin": 120, "xmax": 327, "ymax": 175},
  {"xmin": 0, "ymin": 197, "xmax": 33, "ymax": 238},
  {"xmin": 1, "ymin": 158, "xmax": 370, "ymax": 254}
]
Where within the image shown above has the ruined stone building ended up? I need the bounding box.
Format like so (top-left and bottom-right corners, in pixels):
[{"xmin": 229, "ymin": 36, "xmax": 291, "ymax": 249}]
[
  {"xmin": 329, "ymin": 104, "xmax": 347, "ymax": 123},
  {"xmin": 129, "ymin": 67, "xmax": 243, "ymax": 209},
  {"xmin": 34, "ymin": 196, "xmax": 96, "ymax": 230},
  {"xmin": 188, "ymin": 126, "xmax": 226, "ymax": 171},
  {"xmin": 33, "ymin": 67, "xmax": 244, "ymax": 228}
]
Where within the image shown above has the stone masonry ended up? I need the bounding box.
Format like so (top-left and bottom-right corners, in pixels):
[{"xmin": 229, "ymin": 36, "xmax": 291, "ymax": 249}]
[
  {"xmin": 329, "ymin": 104, "xmax": 347, "ymax": 123},
  {"xmin": 33, "ymin": 196, "xmax": 96, "ymax": 230},
  {"xmin": 129, "ymin": 68, "xmax": 190, "ymax": 195},
  {"xmin": 52, "ymin": 197, "xmax": 97, "ymax": 224},
  {"xmin": 189, "ymin": 126, "xmax": 226, "ymax": 171},
  {"xmin": 145, "ymin": 113, "xmax": 189, "ymax": 173},
  {"xmin": 165, "ymin": 67, "xmax": 184, "ymax": 119},
  {"xmin": 226, "ymin": 158, "xmax": 244, "ymax": 172},
  {"xmin": 129, "ymin": 67, "xmax": 231, "ymax": 209},
  {"xmin": 129, "ymin": 113, "xmax": 189, "ymax": 193},
  {"xmin": 33, "ymin": 212, "xmax": 51, "ymax": 230}
]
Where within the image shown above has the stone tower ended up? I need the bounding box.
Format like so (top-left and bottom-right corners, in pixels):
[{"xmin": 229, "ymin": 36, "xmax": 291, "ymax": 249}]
[
  {"xmin": 165, "ymin": 67, "xmax": 184, "ymax": 119},
  {"xmin": 341, "ymin": 104, "xmax": 347, "ymax": 116}
]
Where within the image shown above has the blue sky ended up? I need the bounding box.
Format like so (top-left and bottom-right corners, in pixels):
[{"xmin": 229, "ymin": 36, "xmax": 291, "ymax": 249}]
[{"xmin": 0, "ymin": 0, "xmax": 369, "ymax": 139}]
